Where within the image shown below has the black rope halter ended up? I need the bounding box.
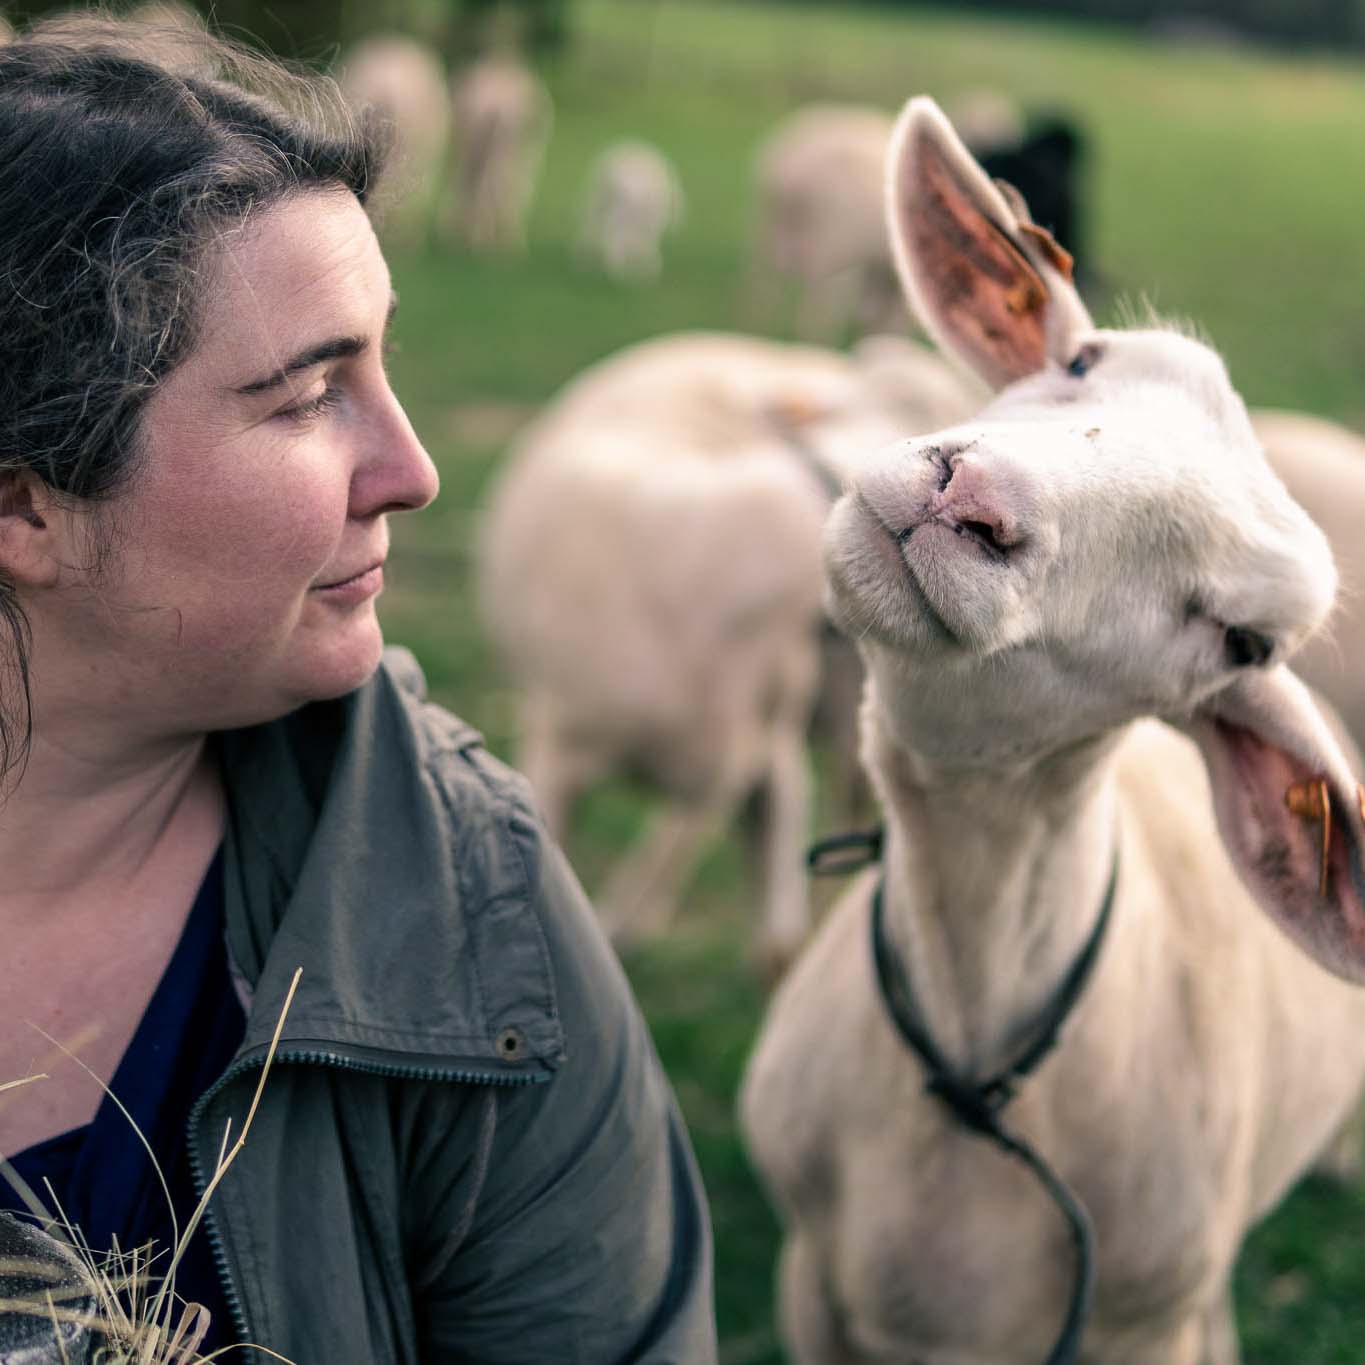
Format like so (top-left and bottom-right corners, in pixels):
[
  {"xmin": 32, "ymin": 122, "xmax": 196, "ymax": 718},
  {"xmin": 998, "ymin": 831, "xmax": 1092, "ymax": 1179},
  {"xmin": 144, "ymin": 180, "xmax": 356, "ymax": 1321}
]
[{"xmin": 807, "ymin": 829, "xmax": 1120, "ymax": 1365}]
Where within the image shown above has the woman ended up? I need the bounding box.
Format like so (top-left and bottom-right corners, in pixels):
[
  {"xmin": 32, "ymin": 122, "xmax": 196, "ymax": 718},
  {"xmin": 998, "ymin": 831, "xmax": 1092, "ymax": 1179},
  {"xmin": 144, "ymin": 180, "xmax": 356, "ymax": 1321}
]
[{"xmin": 0, "ymin": 18, "xmax": 715, "ymax": 1363}]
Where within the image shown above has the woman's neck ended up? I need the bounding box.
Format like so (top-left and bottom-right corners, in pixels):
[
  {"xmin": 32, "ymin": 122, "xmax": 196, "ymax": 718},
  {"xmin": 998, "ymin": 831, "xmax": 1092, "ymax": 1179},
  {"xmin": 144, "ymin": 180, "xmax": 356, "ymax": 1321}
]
[
  {"xmin": 0, "ymin": 726, "xmax": 223, "ymax": 918},
  {"xmin": 866, "ymin": 701, "xmax": 1122, "ymax": 1079}
]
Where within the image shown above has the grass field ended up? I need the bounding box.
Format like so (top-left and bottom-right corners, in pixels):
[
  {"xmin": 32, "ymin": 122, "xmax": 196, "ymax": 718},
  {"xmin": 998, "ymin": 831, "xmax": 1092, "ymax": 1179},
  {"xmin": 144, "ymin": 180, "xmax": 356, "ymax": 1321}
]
[{"xmin": 376, "ymin": 3, "xmax": 1365, "ymax": 1359}]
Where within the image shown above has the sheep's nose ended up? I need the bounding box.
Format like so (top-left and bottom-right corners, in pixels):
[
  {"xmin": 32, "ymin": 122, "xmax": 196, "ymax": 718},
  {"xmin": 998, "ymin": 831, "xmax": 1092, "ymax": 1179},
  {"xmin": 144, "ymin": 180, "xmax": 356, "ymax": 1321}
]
[{"xmin": 930, "ymin": 454, "xmax": 1028, "ymax": 554}]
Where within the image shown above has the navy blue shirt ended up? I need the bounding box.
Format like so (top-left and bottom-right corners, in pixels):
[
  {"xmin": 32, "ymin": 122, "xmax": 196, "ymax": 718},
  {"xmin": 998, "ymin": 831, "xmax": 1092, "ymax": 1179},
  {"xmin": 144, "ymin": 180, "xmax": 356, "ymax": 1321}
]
[{"xmin": 1, "ymin": 850, "xmax": 245, "ymax": 1353}]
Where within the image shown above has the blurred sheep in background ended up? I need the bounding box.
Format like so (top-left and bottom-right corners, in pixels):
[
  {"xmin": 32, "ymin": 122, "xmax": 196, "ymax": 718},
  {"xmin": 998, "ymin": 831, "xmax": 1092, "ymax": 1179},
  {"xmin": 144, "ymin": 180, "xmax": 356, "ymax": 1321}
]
[
  {"xmin": 476, "ymin": 330, "xmax": 981, "ymax": 967},
  {"xmin": 0, "ymin": 13, "xmax": 10, "ymax": 42},
  {"xmin": 445, "ymin": 52, "xmax": 552, "ymax": 253},
  {"xmin": 748, "ymin": 103, "xmax": 900, "ymax": 341},
  {"xmin": 339, "ymin": 33, "xmax": 451, "ymax": 252},
  {"xmin": 576, "ymin": 139, "xmax": 684, "ymax": 282}
]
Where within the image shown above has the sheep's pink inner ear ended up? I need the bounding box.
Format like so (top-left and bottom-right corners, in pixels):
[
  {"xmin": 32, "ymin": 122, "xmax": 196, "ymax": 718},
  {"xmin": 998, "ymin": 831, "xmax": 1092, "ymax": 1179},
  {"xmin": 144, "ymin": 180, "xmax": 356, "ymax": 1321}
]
[
  {"xmin": 897, "ymin": 135, "xmax": 1052, "ymax": 389},
  {"xmin": 1193, "ymin": 716, "xmax": 1365, "ymax": 985}
]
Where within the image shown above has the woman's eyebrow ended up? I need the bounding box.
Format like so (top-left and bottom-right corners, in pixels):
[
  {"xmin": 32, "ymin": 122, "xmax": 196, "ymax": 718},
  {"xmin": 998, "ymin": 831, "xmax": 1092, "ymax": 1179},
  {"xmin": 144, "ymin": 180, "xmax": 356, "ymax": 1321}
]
[
  {"xmin": 233, "ymin": 293, "xmax": 400, "ymax": 396},
  {"xmin": 234, "ymin": 335, "xmax": 366, "ymax": 395}
]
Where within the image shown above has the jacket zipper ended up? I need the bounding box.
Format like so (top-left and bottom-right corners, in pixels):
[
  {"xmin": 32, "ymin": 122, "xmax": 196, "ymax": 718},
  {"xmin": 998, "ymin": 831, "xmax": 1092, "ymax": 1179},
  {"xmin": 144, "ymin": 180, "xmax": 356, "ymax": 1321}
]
[{"xmin": 185, "ymin": 1047, "xmax": 539, "ymax": 1350}]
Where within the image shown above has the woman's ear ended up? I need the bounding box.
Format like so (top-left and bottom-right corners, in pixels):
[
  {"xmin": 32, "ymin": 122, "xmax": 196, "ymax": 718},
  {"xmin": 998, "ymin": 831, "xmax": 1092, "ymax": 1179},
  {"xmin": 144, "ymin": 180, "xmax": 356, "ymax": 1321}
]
[
  {"xmin": 884, "ymin": 95, "xmax": 1092, "ymax": 391},
  {"xmin": 0, "ymin": 472, "xmax": 63, "ymax": 588}
]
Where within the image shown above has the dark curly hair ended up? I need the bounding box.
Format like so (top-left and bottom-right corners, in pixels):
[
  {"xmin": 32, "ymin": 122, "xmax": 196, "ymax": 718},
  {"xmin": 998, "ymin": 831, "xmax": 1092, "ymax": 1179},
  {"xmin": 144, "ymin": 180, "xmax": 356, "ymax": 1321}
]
[{"xmin": 0, "ymin": 15, "xmax": 388, "ymax": 787}]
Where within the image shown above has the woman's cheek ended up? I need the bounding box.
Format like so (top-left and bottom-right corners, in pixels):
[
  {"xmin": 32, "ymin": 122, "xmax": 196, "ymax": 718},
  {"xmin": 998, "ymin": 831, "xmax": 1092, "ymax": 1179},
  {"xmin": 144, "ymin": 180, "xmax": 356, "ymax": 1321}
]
[{"xmin": 172, "ymin": 455, "xmax": 346, "ymax": 589}]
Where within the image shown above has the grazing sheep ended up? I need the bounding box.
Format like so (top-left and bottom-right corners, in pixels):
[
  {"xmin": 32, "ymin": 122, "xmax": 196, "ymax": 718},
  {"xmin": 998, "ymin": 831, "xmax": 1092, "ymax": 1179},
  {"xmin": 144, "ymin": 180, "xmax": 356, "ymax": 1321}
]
[
  {"xmin": 0, "ymin": 14, "xmax": 13, "ymax": 44},
  {"xmin": 742, "ymin": 96, "xmax": 1365, "ymax": 1365},
  {"xmin": 576, "ymin": 139, "xmax": 684, "ymax": 282},
  {"xmin": 445, "ymin": 53, "xmax": 551, "ymax": 253},
  {"xmin": 339, "ymin": 34, "xmax": 450, "ymax": 251},
  {"xmin": 477, "ymin": 331, "xmax": 980, "ymax": 964},
  {"xmin": 750, "ymin": 103, "xmax": 901, "ymax": 341}
]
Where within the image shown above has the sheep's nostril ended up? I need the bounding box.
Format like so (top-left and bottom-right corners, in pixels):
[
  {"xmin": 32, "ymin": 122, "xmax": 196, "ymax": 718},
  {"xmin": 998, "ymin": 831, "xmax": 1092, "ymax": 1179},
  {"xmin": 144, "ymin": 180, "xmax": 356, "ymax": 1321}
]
[
  {"xmin": 958, "ymin": 519, "xmax": 1005, "ymax": 554},
  {"xmin": 933, "ymin": 452, "xmax": 953, "ymax": 493}
]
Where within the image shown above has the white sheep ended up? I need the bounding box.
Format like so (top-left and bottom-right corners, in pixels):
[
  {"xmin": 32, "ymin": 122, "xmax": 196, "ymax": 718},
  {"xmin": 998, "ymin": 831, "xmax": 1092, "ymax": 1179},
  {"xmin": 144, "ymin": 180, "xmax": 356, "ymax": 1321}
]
[
  {"xmin": 477, "ymin": 330, "xmax": 980, "ymax": 964},
  {"xmin": 741, "ymin": 96, "xmax": 1365, "ymax": 1364},
  {"xmin": 445, "ymin": 53, "xmax": 551, "ymax": 253},
  {"xmin": 576, "ymin": 139, "xmax": 684, "ymax": 282},
  {"xmin": 0, "ymin": 15, "xmax": 11, "ymax": 45},
  {"xmin": 749, "ymin": 103, "xmax": 901, "ymax": 341},
  {"xmin": 338, "ymin": 34, "xmax": 450, "ymax": 251}
]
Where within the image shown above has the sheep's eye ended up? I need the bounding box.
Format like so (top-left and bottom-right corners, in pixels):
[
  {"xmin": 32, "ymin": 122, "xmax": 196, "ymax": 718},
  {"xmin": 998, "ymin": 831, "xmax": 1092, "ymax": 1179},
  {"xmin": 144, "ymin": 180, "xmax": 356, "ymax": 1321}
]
[
  {"xmin": 1066, "ymin": 343, "xmax": 1103, "ymax": 378},
  {"xmin": 1225, "ymin": 626, "xmax": 1274, "ymax": 668}
]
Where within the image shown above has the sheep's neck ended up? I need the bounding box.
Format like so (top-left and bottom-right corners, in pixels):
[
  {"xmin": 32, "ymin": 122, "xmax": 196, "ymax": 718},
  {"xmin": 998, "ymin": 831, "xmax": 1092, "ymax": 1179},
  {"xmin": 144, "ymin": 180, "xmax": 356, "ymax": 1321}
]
[{"xmin": 866, "ymin": 705, "xmax": 1121, "ymax": 1080}]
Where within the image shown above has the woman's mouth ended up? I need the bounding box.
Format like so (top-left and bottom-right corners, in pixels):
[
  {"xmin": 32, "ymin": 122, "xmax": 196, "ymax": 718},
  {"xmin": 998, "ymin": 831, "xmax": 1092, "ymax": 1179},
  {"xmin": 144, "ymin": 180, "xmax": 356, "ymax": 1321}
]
[{"xmin": 311, "ymin": 561, "xmax": 385, "ymax": 603}]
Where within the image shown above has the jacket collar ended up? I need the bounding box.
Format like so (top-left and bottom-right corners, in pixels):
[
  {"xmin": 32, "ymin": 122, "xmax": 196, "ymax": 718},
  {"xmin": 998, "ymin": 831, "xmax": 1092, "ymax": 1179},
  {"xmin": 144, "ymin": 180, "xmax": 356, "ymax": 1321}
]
[{"xmin": 213, "ymin": 648, "xmax": 563, "ymax": 1080}]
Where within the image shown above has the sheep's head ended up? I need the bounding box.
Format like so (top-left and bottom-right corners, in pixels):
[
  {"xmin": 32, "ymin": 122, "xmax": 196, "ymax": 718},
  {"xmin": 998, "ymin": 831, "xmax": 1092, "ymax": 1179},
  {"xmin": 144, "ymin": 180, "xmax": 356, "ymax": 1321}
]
[
  {"xmin": 828, "ymin": 94, "xmax": 1365, "ymax": 983},
  {"xmin": 828, "ymin": 322, "xmax": 1337, "ymax": 756}
]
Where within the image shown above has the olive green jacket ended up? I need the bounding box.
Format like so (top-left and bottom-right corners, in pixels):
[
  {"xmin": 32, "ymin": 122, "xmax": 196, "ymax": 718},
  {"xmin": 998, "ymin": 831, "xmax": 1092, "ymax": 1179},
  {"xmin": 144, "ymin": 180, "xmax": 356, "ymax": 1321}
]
[{"xmin": 193, "ymin": 649, "xmax": 716, "ymax": 1364}]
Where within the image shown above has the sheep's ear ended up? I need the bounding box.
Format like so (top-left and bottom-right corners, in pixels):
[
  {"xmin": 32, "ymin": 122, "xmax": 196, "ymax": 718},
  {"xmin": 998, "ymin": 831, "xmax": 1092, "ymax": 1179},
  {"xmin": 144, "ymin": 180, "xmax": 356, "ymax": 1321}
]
[
  {"xmin": 1181, "ymin": 666, "xmax": 1365, "ymax": 984},
  {"xmin": 885, "ymin": 95, "xmax": 1092, "ymax": 391}
]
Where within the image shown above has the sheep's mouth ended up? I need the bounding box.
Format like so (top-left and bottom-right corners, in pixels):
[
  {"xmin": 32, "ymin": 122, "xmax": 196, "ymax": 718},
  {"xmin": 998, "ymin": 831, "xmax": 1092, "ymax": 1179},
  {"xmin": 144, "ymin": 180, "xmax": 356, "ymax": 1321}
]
[
  {"xmin": 855, "ymin": 498, "xmax": 959, "ymax": 646},
  {"xmin": 900, "ymin": 514, "xmax": 1011, "ymax": 564}
]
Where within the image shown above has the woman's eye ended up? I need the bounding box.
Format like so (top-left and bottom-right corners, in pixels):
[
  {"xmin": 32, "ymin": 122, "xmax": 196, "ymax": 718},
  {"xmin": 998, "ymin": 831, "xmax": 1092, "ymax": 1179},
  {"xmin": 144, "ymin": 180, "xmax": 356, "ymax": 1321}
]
[
  {"xmin": 279, "ymin": 385, "xmax": 343, "ymax": 424},
  {"xmin": 1225, "ymin": 625, "xmax": 1274, "ymax": 668},
  {"xmin": 1066, "ymin": 343, "xmax": 1103, "ymax": 378}
]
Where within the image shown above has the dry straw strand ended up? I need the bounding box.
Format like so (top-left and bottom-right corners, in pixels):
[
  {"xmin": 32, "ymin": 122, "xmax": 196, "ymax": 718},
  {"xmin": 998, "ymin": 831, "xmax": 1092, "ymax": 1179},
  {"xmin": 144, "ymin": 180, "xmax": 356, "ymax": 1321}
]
[{"xmin": 2, "ymin": 966, "xmax": 304, "ymax": 1363}]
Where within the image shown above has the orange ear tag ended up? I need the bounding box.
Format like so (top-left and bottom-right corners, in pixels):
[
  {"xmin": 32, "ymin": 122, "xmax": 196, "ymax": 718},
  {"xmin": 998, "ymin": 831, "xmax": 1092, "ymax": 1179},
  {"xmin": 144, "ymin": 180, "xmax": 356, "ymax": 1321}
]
[{"xmin": 1285, "ymin": 778, "xmax": 1332, "ymax": 898}]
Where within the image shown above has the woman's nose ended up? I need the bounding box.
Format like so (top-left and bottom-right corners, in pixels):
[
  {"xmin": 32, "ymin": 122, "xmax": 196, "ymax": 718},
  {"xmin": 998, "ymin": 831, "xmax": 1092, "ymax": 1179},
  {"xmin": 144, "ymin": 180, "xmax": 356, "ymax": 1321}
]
[{"xmin": 351, "ymin": 386, "xmax": 440, "ymax": 518}]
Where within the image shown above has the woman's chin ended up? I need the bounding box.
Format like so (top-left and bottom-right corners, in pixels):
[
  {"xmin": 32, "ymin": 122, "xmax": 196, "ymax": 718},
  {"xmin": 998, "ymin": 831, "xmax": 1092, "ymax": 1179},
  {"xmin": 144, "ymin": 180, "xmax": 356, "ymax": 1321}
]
[{"xmin": 283, "ymin": 617, "xmax": 389, "ymax": 708}]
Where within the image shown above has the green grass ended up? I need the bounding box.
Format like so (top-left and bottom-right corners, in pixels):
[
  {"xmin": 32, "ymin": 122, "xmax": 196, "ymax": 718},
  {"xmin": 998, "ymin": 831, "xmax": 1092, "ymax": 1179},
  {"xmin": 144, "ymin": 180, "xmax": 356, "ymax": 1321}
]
[{"xmin": 376, "ymin": 3, "xmax": 1365, "ymax": 1359}]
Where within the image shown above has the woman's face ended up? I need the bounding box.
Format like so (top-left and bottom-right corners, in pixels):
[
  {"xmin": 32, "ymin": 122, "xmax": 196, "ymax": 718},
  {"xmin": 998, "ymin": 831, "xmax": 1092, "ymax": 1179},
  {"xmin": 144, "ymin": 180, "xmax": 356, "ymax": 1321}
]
[{"xmin": 37, "ymin": 189, "xmax": 439, "ymax": 736}]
